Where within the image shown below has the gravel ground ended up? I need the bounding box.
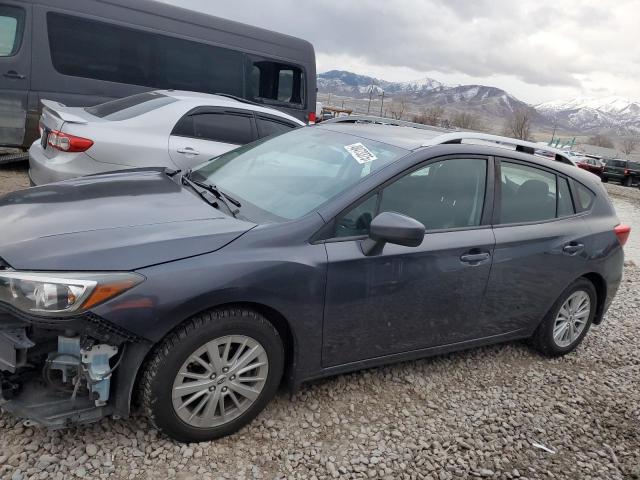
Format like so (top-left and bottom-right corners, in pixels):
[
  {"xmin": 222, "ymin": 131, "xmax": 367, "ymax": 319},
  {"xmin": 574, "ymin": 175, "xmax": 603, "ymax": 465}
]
[
  {"xmin": 0, "ymin": 165, "xmax": 639, "ymax": 480},
  {"xmin": 604, "ymin": 181, "xmax": 640, "ymax": 203},
  {"xmin": 0, "ymin": 163, "xmax": 29, "ymax": 195}
]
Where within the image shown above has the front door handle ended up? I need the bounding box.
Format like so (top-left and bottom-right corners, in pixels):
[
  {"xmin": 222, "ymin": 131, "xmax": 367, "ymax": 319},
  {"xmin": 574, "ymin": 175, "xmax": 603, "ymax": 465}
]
[
  {"xmin": 563, "ymin": 243, "xmax": 584, "ymax": 255},
  {"xmin": 460, "ymin": 251, "xmax": 491, "ymax": 264},
  {"xmin": 177, "ymin": 147, "xmax": 200, "ymax": 155},
  {"xmin": 3, "ymin": 70, "xmax": 26, "ymax": 80}
]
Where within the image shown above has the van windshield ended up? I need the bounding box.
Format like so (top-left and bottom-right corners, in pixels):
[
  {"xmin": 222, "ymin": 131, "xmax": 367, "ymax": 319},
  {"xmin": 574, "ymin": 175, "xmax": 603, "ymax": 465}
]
[{"xmin": 85, "ymin": 92, "xmax": 177, "ymax": 121}]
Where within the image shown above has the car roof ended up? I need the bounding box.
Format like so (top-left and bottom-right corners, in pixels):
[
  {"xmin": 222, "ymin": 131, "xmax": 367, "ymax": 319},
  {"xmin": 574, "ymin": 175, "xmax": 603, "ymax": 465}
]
[
  {"xmin": 157, "ymin": 90, "xmax": 305, "ymax": 125},
  {"xmin": 316, "ymin": 123, "xmax": 446, "ymax": 150},
  {"xmin": 316, "ymin": 122, "xmax": 574, "ymax": 164}
]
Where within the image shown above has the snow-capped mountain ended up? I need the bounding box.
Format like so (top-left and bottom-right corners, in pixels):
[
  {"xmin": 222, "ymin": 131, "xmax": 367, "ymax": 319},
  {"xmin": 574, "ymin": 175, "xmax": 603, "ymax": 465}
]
[
  {"xmin": 318, "ymin": 71, "xmax": 640, "ymax": 134},
  {"xmin": 536, "ymin": 96, "xmax": 640, "ymax": 133},
  {"xmin": 318, "ymin": 70, "xmax": 534, "ymax": 125}
]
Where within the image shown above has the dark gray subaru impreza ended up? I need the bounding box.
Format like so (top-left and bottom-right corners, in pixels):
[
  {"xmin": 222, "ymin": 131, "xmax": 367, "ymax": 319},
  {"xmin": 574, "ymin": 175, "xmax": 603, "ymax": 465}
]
[{"xmin": 0, "ymin": 123, "xmax": 628, "ymax": 442}]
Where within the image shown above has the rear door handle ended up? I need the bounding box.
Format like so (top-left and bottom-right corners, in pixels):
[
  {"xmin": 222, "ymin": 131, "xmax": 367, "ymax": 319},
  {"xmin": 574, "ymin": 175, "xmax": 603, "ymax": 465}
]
[
  {"xmin": 177, "ymin": 147, "xmax": 200, "ymax": 155},
  {"xmin": 563, "ymin": 243, "xmax": 584, "ymax": 255},
  {"xmin": 460, "ymin": 252, "xmax": 491, "ymax": 264},
  {"xmin": 3, "ymin": 70, "xmax": 26, "ymax": 80}
]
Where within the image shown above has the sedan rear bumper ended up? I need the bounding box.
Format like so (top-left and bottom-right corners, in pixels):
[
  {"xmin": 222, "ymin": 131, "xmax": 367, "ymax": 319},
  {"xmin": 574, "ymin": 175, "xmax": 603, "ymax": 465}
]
[{"xmin": 28, "ymin": 141, "xmax": 131, "ymax": 186}]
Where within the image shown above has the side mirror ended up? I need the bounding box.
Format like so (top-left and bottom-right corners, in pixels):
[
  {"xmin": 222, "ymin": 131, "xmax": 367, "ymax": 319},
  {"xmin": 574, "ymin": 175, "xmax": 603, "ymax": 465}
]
[{"xmin": 361, "ymin": 211, "xmax": 425, "ymax": 256}]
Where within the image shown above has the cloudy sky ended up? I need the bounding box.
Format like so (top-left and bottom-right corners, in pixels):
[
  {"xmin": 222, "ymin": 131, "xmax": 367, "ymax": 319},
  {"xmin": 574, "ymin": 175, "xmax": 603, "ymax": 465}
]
[{"xmin": 160, "ymin": 0, "xmax": 639, "ymax": 105}]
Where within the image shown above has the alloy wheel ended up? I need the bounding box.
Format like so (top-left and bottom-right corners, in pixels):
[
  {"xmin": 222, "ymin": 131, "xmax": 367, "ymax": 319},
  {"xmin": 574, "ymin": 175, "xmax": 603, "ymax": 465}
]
[
  {"xmin": 171, "ymin": 335, "xmax": 269, "ymax": 428},
  {"xmin": 553, "ymin": 290, "xmax": 591, "ymax": 348}
]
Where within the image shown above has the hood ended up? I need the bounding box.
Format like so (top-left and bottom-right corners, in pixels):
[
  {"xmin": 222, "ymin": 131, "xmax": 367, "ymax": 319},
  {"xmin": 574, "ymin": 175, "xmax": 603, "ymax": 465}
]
[{"xmin": 0, "ymin": 170, "xmax": 256, "ymax": 270}]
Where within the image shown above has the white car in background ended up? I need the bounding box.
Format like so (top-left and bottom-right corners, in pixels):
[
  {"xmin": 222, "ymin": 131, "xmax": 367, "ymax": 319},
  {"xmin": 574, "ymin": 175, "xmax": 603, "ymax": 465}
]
[{"xmin": 29, "ymin": 90, "xmax": 305, "ymax": 185}]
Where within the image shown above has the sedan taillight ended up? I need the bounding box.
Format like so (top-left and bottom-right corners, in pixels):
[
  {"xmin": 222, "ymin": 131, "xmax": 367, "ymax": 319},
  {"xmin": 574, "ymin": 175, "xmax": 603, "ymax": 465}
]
[
  {"xmin": 47, "ymin": 130, "xmax": 93, "ymax": 152},
  {"xmin": 614, "ymin": 224, "xmax": 631, "ymax": 247}
]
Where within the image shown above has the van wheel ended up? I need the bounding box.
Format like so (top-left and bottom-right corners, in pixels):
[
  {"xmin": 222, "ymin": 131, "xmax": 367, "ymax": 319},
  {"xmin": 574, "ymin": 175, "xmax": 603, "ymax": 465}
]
[
  {"xmin": 530, "ymin": 278, "xmax": 596, "ymax": 357},
  {"xmin": 601, "ymin": 176, "xmax": 608, "ymax": 183},
  {"xmin": 140, "ymin": 308, "xmax": 284, "ymax": 442},
  {"xmin": 623, "ymin": 177, "xmax": 633, "ymax": 187}
]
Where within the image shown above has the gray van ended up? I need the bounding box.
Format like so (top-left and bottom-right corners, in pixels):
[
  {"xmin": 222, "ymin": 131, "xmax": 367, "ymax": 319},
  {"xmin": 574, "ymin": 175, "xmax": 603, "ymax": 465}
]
[{"xmin": 0, "ymin": 0, "xmax": 316, "ymax": 153}]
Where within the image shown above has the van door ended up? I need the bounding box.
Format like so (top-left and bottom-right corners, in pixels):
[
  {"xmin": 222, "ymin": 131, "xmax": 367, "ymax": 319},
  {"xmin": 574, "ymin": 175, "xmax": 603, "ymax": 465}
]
[{"xmin": 0, "ymin": 2, "xmax": 30, "ymax": 148}]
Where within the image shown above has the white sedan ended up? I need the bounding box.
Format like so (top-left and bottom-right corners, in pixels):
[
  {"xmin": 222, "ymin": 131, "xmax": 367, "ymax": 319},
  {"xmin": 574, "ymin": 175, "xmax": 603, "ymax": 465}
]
[{"xmin": 29, "ymin": 90, "xmax": 305, "ymax": 185}]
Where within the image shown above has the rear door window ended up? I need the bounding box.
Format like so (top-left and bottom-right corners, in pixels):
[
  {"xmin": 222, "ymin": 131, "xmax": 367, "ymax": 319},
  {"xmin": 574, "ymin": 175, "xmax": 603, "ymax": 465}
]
[
  {"xmin": 256, "ymin": 116, "xmax": 297, "ymax": 138},
  {"xmin": 499, "ymin": 162, "xmax": 557, "ymax": 224},
  {"xmin": 557, "ymin": 177, "xmax": 575, "ymax": 217},
  {"xmin": 0, "ymin": 5, "xmax": 25, "ymax": 57},
  {"xmin": 175, "ymin": 112, "xmax": 255, "ymax": 145}
]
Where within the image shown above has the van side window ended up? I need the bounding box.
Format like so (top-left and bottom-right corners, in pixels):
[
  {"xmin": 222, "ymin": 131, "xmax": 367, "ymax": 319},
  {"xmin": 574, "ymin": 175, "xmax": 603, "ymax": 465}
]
[
  {"xmin": 47, "ymin": 13, "xmax": 244, "ymax": 96},
  {"xmin": 0, "ymin": 5, "xmax": 25, "ymax": 57},
  {"xmin": 249, "ymin": 60, "xmax": 304, "ymax": 107}
]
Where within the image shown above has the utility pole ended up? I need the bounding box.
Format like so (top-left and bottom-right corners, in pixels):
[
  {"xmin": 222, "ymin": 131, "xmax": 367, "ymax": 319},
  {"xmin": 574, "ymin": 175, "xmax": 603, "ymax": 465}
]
[
  {"xmin": 379, "ymin": 90, "xmax": 385, "ymax": 117},
  {"xmin": 367, "ymin": 84, "xmax": 375, "ymax": 114},
  {"xmin": 550, "ymin": 118, "xmax": 557, "ymax": 145}
]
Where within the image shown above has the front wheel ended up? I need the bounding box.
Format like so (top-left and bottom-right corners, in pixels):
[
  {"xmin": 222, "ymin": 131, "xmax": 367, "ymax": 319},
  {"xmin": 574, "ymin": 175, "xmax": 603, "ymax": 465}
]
[
  {"xmin": 530, "ymin": 278, "xmax": 596, "ymax": 356},
  {"xmin": 140, "ymin": 308, "xmax": 284, "ymax": 442}
]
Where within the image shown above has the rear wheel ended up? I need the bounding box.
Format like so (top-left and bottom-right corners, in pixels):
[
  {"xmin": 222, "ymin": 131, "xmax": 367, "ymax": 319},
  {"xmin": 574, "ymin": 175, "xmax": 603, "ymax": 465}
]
[
  {"xmin": 140, "ymin": 308, "xmax": 284, "ymax": 442},
  {"xmin": 623, "ymin": 176, "xmax": 633, "ymax": 187},
  {"xmin": 530, "ymin": 278, "xmax": 596, "ymax": 356},
  {"xmin": 601, "ymin": 176, "xmax": 608, "ymax": 183}
]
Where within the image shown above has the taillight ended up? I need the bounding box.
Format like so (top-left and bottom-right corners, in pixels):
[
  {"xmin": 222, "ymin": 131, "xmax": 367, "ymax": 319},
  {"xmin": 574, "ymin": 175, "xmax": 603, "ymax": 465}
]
[
  {"xmin": 47, "ymin": 130, "xmax": 93, "ymax": 152},
  {"xmin": 308, "ymin": 111, "xmax": 316, "ymax": 125},
  {"xmin": 614, "ymin": 224, "xmax": 631, "ymax": 247},
  {"xmin": 624, "ymin": 169, "xmax": 629, "ymax": 175}
]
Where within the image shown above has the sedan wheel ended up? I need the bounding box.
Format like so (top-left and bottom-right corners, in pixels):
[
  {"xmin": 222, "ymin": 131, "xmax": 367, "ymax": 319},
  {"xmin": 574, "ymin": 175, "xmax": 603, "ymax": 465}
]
[
  {"xmin": 552, "ymin": 291, "xmax": 590, "ymax": 348},
  {"xmin": 171, "ymin": 335, "xmax": 269, "ymax": 428},
  {"xmin": 141, "ymin": 309, "xmax": 284, "ymax": 442}
]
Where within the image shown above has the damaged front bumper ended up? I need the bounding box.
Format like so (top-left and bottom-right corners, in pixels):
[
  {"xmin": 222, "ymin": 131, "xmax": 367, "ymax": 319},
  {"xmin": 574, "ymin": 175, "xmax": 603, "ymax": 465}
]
[{"xmin": 0, "ymin": 305, "xmax": 151, "ymax": 428}]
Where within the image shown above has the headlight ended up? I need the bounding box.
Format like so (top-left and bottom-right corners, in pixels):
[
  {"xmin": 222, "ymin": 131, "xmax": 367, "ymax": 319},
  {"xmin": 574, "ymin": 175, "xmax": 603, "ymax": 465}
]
[{"xmin": 0, "ymin": 271, "xmax": 144, "ymax": 317}]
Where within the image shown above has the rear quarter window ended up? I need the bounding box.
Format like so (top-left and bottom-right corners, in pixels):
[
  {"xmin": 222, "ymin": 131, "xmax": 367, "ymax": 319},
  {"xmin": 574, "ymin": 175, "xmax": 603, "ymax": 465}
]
[{"xmin": 570, "ymin": 179, "xmax": 596, "ymax": 212}]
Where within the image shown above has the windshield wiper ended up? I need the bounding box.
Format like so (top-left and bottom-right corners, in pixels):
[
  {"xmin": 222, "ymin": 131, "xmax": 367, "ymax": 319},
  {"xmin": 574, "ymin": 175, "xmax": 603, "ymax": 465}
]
[
  {"xmin": 185, "ymin": 170, "xmax": 241, "ymax": 207},
  {"xmin": 182, "ymin": 172, "xmax": 240, "ymax": 218},
  {"xmin": 181, "ymin": 175, "xmax": 239, "ymax": 218}
]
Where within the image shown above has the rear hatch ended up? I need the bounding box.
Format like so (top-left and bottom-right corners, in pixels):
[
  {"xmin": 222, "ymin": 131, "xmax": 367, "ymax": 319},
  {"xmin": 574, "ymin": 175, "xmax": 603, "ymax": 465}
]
[{"xmin": 604, "ymin": 159, "xmax": 627, "ymax": 177}]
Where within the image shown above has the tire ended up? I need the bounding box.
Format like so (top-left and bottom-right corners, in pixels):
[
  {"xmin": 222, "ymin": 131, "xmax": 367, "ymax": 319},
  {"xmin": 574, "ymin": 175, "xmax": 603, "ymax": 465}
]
[
  {"xmin": 623, "ymin": 176, "xmax": 632, "ymax": 187},
  {"xmin": 530, "ymin": 278, "xmax": 597, "ymax": 357},
  {"xmin": 140, "ymin": 308, "xmax": 284, "ymax": 442},
  {"xmin": 601, "ymin": 176, "xmax": 608, "ymax": 183}
]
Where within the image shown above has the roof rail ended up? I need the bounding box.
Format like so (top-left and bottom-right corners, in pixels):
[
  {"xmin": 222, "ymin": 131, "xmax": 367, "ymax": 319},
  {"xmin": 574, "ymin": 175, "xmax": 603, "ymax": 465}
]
[
  {"xmin": 322, "ymin": 115, "xmax": 450, "ymax": 132},
  {"xmin": 426, "ymin": 132, "xmax": 575, "ymax": 165}
]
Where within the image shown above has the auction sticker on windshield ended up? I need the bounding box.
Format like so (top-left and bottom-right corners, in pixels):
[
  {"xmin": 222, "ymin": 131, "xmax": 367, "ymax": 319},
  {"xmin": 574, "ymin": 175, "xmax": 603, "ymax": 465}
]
[{"xmin": 345, "ymin": 143, "xmax": 378, "ymax": 164}]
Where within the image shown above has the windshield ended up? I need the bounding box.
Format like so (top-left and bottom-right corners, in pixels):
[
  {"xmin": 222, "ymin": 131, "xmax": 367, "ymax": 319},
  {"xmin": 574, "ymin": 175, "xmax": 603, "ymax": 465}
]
[{"xmin": 191, "ymin": 127, "xmax": 408, "ymax": 221}]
